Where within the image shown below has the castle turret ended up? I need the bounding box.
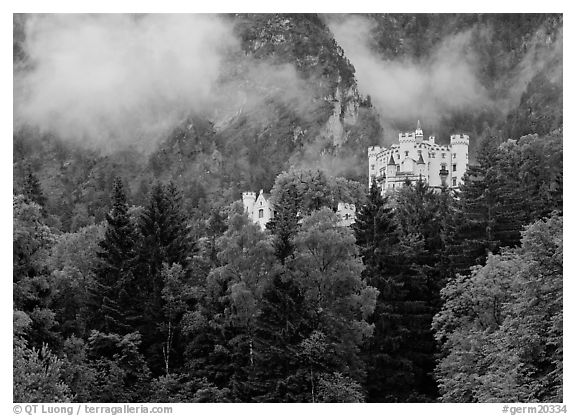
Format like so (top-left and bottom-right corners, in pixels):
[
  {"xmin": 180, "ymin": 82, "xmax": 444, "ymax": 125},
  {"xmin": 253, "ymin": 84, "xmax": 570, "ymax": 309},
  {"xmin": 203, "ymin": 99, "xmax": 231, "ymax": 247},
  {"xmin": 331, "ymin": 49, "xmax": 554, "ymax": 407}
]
[
  {"xmin": 399, "ymin": 132, "xmax": 416, "ymax": 162},
  {"xmin": 386, "ymin": 153, "xmax": 397, "ymax": 178},
  {"xmin": 368, "ymin": 145, "xmax": 383, "ymax": 188},
  {"xmin": 416, "ymin": 152, "xmax": 426, "ymax": 179},
  {"xmin": 415, "ymin": 120, "xmax": 424, "ymax": 143},
  {"xmin": 450, "ymin": 134, "xmax": 470, "ymax": 187},
  {"xmin": 242, "ymin": 191, "xmax": 256, "ymax": 215}
]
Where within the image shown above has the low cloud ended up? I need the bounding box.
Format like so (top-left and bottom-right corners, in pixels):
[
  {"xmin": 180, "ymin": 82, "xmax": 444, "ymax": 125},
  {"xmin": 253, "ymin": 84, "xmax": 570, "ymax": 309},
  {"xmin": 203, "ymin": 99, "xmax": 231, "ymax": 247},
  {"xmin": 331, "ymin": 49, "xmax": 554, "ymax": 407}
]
[
  {"xmin": 14, "ymin": 14, "xmax": 238, "ymax": 152},
  {"xmin": 14, "ymin": 14, "xmax": 323, "ymax": 153},
  {"xmin": 327, "ymin": 14, "xmax": 562, "ymax": 145},
  {"xmin": 327, "ymin": 15, "xmax": 491, "ymax": 135}
]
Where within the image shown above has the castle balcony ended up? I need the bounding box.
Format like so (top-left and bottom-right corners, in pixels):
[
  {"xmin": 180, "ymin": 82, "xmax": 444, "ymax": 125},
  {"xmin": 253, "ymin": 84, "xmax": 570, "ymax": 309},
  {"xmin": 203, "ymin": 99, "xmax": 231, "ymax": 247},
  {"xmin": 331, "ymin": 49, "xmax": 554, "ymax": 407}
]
[{"xmin": 439, "ymin": 168, "xmax": 449, "ymax": 176}]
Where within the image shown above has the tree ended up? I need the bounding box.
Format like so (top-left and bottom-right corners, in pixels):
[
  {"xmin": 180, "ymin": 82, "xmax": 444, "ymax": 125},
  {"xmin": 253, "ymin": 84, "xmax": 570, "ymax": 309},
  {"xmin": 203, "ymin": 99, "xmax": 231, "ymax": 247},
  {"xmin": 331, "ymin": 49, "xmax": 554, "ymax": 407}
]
[
  {"xmin": 352, "ymin": 181, "xmax": 396, "ymax": 272},
  {"xmin": 133, "ymin": 181, "xmax": 195, "ymax": 375},
  {"xmin": 290, "ymin": 208, "xmax": 378, "ymax": 385},
  {"xmin": 13, "ymin": 195, "xmax": 54, "ymax": 283},
  {"xmin": 317, "ymin": 372, "xmax": 365, "ymax": 402},
  {"xmin": 447, "ymin": 132, "xmax": 563, "ymax": 276},
  {"xmin": 160, "ymin": 263, "xmax": 196, "ymax": 376},
  {"xmin": 22, "ymin": 167, "xmax": 47, "ymax": 210},
  {"xmin": 92, "ymin": 177, "xmax": 137, "ymax": 335},
  {"xmin": 183, "ymin": 203, "xmax": 278, "ymax": 400},
  {"xmin": 433, "ymin": 213, "xmax": 562, "ymax": 402},
  {"xmin": 249, "ymin": 269, "xmax": 314, "ymax": 402},
  {"xmin": 267, "ymin": 182, "xmax": 301, "ymax": 264},
  {"xmin": 84, "ymin": 330, "xmax": 151, "ymax": 402},
  {"xmin": 354, "ymin": 180, "xmax": 447, "ymax": 402},
  {"xmin": 48, "ymin": 224, "xmax": 105, "ymax": 339},
  {"xmin": 13, "ymin": 337, "xmax": 73, "ymax": 402}
]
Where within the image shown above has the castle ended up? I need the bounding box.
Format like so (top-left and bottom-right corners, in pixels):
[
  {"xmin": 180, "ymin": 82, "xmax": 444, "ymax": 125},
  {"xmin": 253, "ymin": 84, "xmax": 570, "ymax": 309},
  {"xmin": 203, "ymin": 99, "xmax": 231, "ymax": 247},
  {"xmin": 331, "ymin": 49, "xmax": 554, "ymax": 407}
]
[
  {"xmin": 242, "ymin": 190, "xmax": 356, "ymax": 230},
  {"xmin": 368, "ymin": 121, "xmax": 469, "ymax": 193}
]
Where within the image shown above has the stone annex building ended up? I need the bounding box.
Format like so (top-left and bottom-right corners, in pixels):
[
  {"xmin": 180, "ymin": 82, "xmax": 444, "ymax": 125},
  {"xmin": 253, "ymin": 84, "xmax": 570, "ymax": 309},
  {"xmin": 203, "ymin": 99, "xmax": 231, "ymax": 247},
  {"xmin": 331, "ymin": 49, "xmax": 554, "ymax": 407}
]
[
  {"xmin": 242, "ymin": 190, "xmax": 357, "ymax": 230},
  {"xmin": 368, "ymin": 121, "xmax": 469, "ymax": 193}
]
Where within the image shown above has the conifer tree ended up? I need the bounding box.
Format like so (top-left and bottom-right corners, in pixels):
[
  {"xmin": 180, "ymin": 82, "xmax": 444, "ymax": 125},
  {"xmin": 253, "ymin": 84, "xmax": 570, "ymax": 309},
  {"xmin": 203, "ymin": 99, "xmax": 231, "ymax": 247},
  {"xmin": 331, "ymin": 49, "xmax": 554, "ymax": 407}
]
[
  {"xmin": 352, "ymin": 181, "xmax": 396, "ymax": 273},
  {"xmin": 354, "ymin": 180, "xmax": 442, "ymax": 402},
  {"xmin": 250, "ymin": 270, "xmax": 314, "ymax": 401},
  {"xmin": 133, "ymin": 181, "xmax": 195, "ymax": 375},
  {"xmin": 266, "ymin": 184, "xmax": 300, "ymax": 264},
  {"xmin": 447, "ymin": 136, "xmax": 502, "ymax": 275},
  {"xmin": 92, "ymin": 177, "xmax": 136, "ymax": 334},
  {"xmin": 22, "ymin": 166, "xmax": 46, "ymax": 210}
]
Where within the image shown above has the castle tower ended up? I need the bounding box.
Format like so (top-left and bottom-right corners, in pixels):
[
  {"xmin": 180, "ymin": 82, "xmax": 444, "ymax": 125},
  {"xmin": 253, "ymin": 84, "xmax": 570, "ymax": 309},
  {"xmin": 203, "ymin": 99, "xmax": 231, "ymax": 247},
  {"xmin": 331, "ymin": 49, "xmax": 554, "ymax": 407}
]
[
  {"xmin": 416, "ymin": 152, "xmax": 426, "ymax": 179},
  {"xmin": 450, "ymin": 134, "xmax": 470, "ymax": 187},
  {"xmin": 384, "ymin": 153, "xmax": 397, "ymax": 192},
  {"xmin": 415, "ymin": 120, "xmax": 424, "ymax": 143},
  {"xmin": 242, "ymin": 191, "xmax": 256, "ymax": 216},
  {"xmin": 386, "ymin": 153, "xmax": 397, "ymax": 178},
  {"xmin": 399, "ymin": 131, "xmax": 416, "ymax": 162},
  {"xmin": 368, "ymin": 146, "xmax": 382, "ymax": 188}
]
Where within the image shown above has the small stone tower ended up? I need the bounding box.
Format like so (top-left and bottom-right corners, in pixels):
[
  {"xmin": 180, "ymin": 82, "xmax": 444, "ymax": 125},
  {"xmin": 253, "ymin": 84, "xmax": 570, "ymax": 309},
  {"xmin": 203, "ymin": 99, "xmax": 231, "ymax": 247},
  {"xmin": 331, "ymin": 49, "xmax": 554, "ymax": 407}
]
[
  {"xmin": 415, "ymin": 120, "xmax": 424, "ymax": 143},
  {"xmin": 449, "ymin": 134, "xmax": 470, "ymax": 187},
  {"xmin": 242, "ymin": 191, "xmax": 256, "ymax": 216},
  {"xmin": 368, "ymin": 145, "xmax": 383, "ymax": 188},
  {"xmin": 399, "ymin": 131, "xmax": 417, "ymax": 162},
  {"xmin": 386, "ymin": 153, "xmax": 397, "ymax": 178},
  {"xmin": 416, "ymin": 152, "xmax": 426, "ymax": 178}
]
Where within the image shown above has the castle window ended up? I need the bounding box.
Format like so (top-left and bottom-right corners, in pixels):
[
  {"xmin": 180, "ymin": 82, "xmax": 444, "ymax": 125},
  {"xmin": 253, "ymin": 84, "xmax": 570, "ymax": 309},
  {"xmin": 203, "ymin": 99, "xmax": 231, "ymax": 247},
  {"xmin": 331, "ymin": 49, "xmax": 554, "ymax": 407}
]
[
  {"xmin": 431, "ymin": 152, "xmax": 435, "ymax": 158},
  {"xmin": 453, "ymin": 153, "xmax": 457, "ymax": 158},
  {"xmin": 396, "ymin": 165, "xmax": 400, "ymax": 172},
  {"xmin": 258, "ymin": 209, "xmax": 264, "ymax": 218},
  {"xmin": 452, "ymin": 164, "xmax": 457, "ymax": 172},
  {"xmin": 371, "ymin": 164, "xmax": 375, "ymax": 170},
  {"xmin": 452, "ymin": 178, "xmax": 457, "ymax": 186},
  {"xmin": 441, "ymin": 153, "xmax": 446, "ymax": 158},
  {"xmin": 405, "ymin": 151, "xmax": 409, "ymax": 157}
]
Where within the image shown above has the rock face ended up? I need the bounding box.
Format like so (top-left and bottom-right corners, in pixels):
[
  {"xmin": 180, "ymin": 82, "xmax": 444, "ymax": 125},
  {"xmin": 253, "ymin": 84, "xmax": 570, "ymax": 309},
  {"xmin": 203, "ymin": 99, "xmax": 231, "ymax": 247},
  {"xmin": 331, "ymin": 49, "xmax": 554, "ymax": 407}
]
[{"xmin": 231, "ymin": 13, "xmax": 365, "ymax": 147}]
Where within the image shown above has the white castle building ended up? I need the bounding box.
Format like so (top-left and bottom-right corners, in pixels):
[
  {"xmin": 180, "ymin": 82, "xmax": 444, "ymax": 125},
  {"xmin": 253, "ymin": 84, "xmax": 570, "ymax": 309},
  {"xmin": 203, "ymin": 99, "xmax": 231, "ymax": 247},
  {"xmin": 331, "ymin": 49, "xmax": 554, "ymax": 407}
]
[
  {"xmin": 368, "ymin": 121, "xmax": 469, "ymax": 193},
  {"xmin": 242, "ymin": 189, "xmax": 356, "ymax": 230},
  {"xmin": 242, "ymin": 190, "xmax": 275, "ymax": 230}
]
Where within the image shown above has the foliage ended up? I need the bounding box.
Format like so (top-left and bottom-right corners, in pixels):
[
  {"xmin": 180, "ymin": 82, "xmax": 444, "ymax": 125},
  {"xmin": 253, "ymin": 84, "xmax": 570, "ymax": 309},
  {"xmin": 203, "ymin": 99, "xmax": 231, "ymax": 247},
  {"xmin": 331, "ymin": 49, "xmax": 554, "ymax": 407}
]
[
  {"xmin": 13, "ymin": 337, "xmax": 73, "ymax": 402},
  {"xmin": 433, "ymin": 213, "xmax": 562, "ymax": 402}
]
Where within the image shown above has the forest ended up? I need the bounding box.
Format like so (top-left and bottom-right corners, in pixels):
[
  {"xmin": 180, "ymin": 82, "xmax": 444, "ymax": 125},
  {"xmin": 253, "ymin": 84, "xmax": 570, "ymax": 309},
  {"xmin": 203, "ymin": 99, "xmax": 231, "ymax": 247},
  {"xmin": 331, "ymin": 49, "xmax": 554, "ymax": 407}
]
[
  {"xmin": 13, "ymin": 13, "xmax": 562, "ymax": 403},
  {"xmin": 13, "ymin": 130, "xmax": 562, "ymax": 402}
]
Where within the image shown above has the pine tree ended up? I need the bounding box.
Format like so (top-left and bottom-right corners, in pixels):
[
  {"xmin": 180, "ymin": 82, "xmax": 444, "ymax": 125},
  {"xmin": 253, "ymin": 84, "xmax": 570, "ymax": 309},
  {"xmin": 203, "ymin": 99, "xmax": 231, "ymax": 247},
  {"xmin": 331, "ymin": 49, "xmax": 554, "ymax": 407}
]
[
  {"xmin": 354, "ymin": 180, "xmax": 442, "ymax": 402},
  {"xmin": 92, "ymin": 177, "xmax": 136, "ymax": 335},
  {"xmin": 22, "ymin": 166, "xmax": 46, "ymax": 210},
  {"xmin": 250, "ymin": 270, "xmax": 314, "ymax": 401},
  {"xmin": 133, "ymin": 181, "xmax": 195, "ymax": 375},
  {"xmin": 352, "ymin": 181, "xmax": 396, "ymax": 274},
  {"xmin": 266, "ymin": 184, "xmax": 300, "ymax": 264},
  {"xmin": 447, "ymin": 136, "xmax": 501, "ymax": 275}
]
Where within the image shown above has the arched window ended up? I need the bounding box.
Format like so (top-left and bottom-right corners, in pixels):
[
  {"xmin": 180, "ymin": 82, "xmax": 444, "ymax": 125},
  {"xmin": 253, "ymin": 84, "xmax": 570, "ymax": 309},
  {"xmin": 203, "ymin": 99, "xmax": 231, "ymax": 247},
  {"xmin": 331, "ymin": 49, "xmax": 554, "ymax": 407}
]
[{"xmin": 258, "ymin": 209, "xmax": 264, "ymax": 218}]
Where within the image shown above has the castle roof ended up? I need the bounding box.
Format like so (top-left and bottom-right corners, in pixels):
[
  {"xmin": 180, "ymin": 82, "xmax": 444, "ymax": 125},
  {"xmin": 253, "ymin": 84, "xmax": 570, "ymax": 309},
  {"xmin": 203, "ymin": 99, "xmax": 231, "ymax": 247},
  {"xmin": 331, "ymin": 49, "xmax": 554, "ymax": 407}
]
[
  {"xmin": 387, "ymin": 154, "xmax": 396, "ymax": 165},
  {"xmin": 256, "ymin": 189, "xmax": 271, "ymax": 201},
  {"xmin": 417, "ymin": 153, "xmax": 425, "ymax": 164}
]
